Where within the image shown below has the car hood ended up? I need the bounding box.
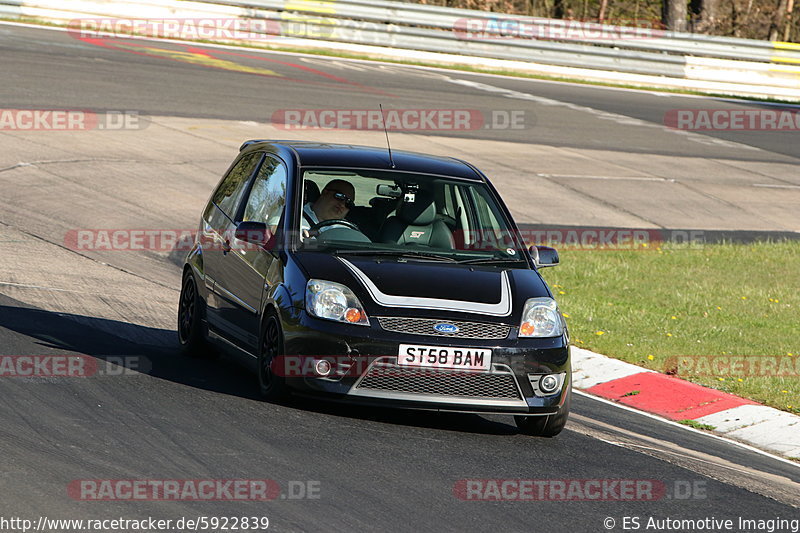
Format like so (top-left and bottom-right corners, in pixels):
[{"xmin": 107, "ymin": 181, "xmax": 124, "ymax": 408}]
[{"xmin": 293, "ymin": 252, "xmax": 552, "ymax": 322}]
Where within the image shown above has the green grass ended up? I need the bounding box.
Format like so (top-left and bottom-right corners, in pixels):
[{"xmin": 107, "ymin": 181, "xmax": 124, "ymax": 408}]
[
  {"xmin": 678, "ymin": 420, "xmax": 717, "ymax": 431},
  {"xmin": 3, "ymin": 16, "xmax": 799, "ymax": 105},
  {"xmin": 539, "ymin": 241, "xmax": 800, "ymax": 414}
]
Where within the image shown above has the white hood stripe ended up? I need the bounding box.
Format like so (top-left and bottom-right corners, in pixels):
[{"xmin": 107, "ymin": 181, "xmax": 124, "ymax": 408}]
[{"xmin": 339, "ymin": 258, "xmax": 512, "ymax": 317}]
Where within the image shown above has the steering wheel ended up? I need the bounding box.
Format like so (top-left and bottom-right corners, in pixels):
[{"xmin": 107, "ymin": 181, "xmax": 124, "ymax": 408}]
[{"xmin": 310, "ymin": 219, "xmax": 361, "ymax": 232}]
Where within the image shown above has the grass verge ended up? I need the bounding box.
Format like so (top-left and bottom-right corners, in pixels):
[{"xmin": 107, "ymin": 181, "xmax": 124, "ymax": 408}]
[
  {"xmin": 678, "ymin": 420, "xmax": 717, "ymax": 430},
  {"xmin": 539, "ymin": 241, "xmax": 800, "ymax": 414}
]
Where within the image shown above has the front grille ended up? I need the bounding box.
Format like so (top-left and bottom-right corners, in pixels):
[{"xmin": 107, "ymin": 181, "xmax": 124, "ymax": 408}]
[
  {"xmin": 356, "ymin": 362, "xmax": 521, "ymax": 399},
  {"xmin": 377, "ymin": 317, "xmax": 510, "ymax": 340}
]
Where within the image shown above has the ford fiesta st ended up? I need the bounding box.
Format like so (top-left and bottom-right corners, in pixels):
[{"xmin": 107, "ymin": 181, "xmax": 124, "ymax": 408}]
[{"xmin": 178, "ymin": 140, "xmax": 570, "ymax": 437}]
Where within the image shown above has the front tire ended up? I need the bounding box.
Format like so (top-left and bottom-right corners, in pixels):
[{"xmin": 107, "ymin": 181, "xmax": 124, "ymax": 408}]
[
  {"xmin": 515, "ymin": 387, "xmax": 571, "ymax": 437},
  {"xmin": 258, "ymin": 313, "xmax": 289, "ymax": 401}
]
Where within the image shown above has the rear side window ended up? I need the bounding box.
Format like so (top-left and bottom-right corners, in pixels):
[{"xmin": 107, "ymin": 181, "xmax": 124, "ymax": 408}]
[
  {"xmin": 212, "ymin": 152, "xmax": 261, "ymax": 219},
  {"xmin": 243, "ymin": 155, "xmax": 288, "ymax": 227}
]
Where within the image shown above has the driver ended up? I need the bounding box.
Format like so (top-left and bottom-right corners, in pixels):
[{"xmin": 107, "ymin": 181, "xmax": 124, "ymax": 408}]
[{"xmin": 301, "ymin": 179, "xmax": 356, "ymax": 237}]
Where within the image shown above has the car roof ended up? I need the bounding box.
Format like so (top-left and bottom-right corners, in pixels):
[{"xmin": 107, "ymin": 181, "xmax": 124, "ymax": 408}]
[{"xmin": 239, "ymin": 140, "xmax": 485, "ymax": 181}]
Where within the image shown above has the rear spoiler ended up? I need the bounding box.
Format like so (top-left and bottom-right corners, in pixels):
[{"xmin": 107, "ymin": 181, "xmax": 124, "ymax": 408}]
[{"xmin": 239, "ymin": 139, "xmax": 270, "ymax": 151}]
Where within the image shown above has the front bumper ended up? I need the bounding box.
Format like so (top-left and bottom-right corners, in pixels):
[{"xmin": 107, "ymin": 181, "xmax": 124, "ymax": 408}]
[{"xmin": 281, "ymin": 311, "xmax": 570, "ymax": 415}]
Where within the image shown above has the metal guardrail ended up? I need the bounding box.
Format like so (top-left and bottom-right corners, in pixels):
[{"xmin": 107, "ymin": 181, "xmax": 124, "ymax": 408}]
[
  {"xmin": 206, "ymin": 0, "xmax": 800, "ymax": 64},
  {"xmin": 1, "ymin": 0, "xmax": 799, "ymax": 94}
]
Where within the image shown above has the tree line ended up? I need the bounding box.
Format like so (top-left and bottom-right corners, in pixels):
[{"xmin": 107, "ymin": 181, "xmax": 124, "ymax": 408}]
[{"xmin": 410, "ymin": 0, "xmax": 795, "ymax": 41}]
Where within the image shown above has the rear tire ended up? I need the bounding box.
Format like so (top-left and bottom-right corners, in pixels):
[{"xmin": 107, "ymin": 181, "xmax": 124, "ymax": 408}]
[
  {"xmin": 515, "ymin": 387, "xmax": 571, "ymax": 437},
  {"xmin": 177, "ymin": 270, "xmax": 215, "ymax": 359},
  {"xmin": 258, "ymin": 313, "xmax": 289, "ymax": 402}
]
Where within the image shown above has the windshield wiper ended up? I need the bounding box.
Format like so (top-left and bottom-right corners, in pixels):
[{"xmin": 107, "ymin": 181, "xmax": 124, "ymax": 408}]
[
  {"xmin": 457, "ymin": 256, "xmax": 525, "ymax": 265},
  {"xmin": 334, "ymin": 250, "xmax": 458, "ymax": 262}
]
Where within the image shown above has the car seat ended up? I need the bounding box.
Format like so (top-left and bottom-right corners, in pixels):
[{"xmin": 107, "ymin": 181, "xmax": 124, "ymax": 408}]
[{"xmin": 378, "ymin": 190, "xmax": 455, "ymax": 248}]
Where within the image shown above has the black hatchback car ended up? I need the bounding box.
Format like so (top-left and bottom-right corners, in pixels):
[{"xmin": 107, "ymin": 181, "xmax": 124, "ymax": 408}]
[{"xmin": 179, "ymin": 140, "xmax": 570, "ymax": 436}]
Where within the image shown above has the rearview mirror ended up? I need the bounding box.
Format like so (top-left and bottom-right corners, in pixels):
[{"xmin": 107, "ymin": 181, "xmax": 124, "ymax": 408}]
[
  {"xmin": 376, "ymin": 184, "xmax": 401, "ymax": 198},
  {"xmin": 529, "ymin": 245, "xmax": 559, "ymax": 268}
]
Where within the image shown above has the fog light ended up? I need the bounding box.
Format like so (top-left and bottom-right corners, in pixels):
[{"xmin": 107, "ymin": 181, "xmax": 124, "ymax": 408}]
[
  {"xmin": 528, "ymin": 372, "xmax": 565, "ymax": 397},
  {"xmin": 314, "ymin": 359, "xmax": 332, "ymax": 376},
  {"xmin": 540, "ymin": 374, "xmax": 559, "ymax": 394}
]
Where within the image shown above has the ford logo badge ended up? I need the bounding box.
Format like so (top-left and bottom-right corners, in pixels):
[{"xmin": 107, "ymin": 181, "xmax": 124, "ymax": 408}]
[{"xmin": 434, "ymin": 323, "xmax": 459, "ymax": 334}]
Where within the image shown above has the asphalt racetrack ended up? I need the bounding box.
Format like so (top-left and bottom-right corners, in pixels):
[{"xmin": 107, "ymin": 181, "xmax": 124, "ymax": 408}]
[{"xmin": 0, "ymin": 23, "xmax": 798, "ymax": 532}]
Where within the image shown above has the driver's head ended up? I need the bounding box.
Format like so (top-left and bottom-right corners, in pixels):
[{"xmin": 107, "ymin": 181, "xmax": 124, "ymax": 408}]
[{"xmin": 313, "ymin": 179, "xmax": 355, "ymax": 221}]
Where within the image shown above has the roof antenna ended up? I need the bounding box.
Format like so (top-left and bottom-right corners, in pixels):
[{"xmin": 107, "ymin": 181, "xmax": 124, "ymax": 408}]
[{"xmin": 379, "ymin": 104, "xmax": 396, "ymax": 169}]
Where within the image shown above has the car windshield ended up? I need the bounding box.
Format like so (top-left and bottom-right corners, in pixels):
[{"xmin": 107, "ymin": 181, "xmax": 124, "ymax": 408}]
[{"xmin": 296, "ymin": 168, "xmax": 525, "ymax": 262}]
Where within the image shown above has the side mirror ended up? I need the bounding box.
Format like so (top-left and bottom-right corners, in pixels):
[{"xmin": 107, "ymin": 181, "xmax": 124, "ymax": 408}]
[
  {"xmin": 529, "ymin": 245, "xmax": 559, "ymax": 268},
  {"xmin": 235, "ymin": 221, "xmax": 276, "ymax": 250}
]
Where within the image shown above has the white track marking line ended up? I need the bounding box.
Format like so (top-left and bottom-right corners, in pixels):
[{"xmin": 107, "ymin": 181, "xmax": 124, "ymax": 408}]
[
  {"xmin": 537, "ymin": 173, "xmax": 675, "ymax": 182},
  {"xmin": 753, "ymin": 183, "xmax": 800, "ymax": 189},
  {"xmin": 0, "ymin": 280, "xmax": 112, "ymax": 295},
  {"xmin": 446, "ymin": 78, "xmax": 761, "ymax": 151}
]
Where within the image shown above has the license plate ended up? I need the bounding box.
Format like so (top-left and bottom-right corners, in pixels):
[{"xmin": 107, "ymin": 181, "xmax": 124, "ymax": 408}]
[{"xmin": 398, "ymin": 344, "xmax": 492, "ymax": 371}]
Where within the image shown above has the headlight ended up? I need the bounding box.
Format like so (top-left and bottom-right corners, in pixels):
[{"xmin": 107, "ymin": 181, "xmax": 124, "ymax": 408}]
[
  {"xmin": 306, "ymin": 279, "xmax": 369, "ymax": 326},
  {"xmin": 519, "ymin": 297, "xmax": 564, "ymax": 337}
]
